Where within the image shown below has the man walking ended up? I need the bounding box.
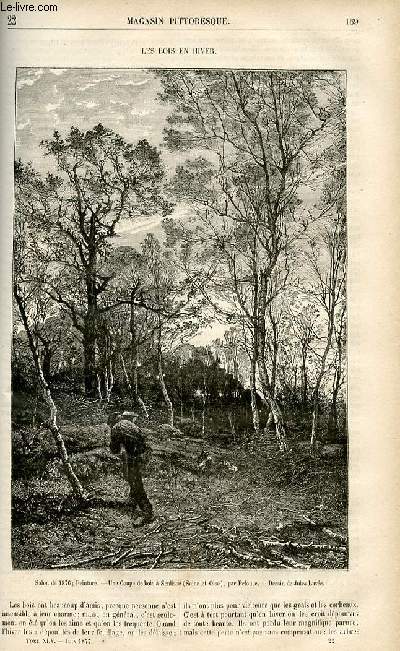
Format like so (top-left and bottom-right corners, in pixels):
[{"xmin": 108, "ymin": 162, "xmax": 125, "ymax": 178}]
[{"xmin": 108, "ymin": 412, "xmax": 154, "ymax": 525}]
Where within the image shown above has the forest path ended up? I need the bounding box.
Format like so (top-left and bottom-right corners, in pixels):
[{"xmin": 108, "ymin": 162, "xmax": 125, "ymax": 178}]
[{"xmin": 12, "ymin": 442, "xmax": 348, "ymax": 570}]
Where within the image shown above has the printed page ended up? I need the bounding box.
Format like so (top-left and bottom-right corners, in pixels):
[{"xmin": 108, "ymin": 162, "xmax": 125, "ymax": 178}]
[{"xmin": 0, "ymin": 1, "xmax": 399, "ymax": 649}]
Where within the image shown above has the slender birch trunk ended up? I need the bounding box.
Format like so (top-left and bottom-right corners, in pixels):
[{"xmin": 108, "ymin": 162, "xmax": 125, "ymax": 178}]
[
  {"xmin": 249, "ymin": 357, "xmax": 261, "ymax": 435},
  {"xmin": 258, "ymin": 273, "xmax": 290, "ymax": 453},
  {"xmin": 157, "ymin": 327, "xmax": 174, "ymax": 426},
  {"xmin": 96, "ymin": 373, "xmax": 103, "ymax": 401},
  {"xmin": 258, "ymin": 355, "xmax": 290, "ymax": 452},
  {"xmin": 104, "ymin": 360, "xmax": 114, "ymax": 403},
  {"xmin": 328, "ymin": 311, "xmax": 345, "ymax": 440},
  {"xmin": 327, "ymin": 352, "xmax": 342, "ymax": 441},
  {"xmin": 266, "ymin": 312, "xmax": 279, "ymax": 428},
  {"xmin": 228, "ymin": 411, "xmax": 236, "ymax": 443},
  {"xmin": 309, "ymin": 212, "xmax": 346, "ymax": 453},
  {"xmin": 310, "ymin": 324, "xmax": 334, "ymax": 454},
  {"xmin": 120, "ymin": 353, "xmax": 149, "ymax": 419},
  {"xmin": 327, "ymin": 385, "xmax": 339, "ymax": 441},
  {"xmin": 249, "ymin": 239, "xmax": 261, "ymax": 436},
  {"xmin": 129, "ymin": 291, "xmax": 149, "ymax": 418},
  {"xmin": 201, "ymin": 373, "xmax": 207, "ymax": 437},
  {"xmin": 83, "ymin": 215, "xmax": 98, "ymax": 397},
  {"xmin": 14, "ymin": 287, "xmax": 87, "ymax": 499},
  {"xmin": 301, "ymin": 349, "xmax": 308, "ymax": 408}
]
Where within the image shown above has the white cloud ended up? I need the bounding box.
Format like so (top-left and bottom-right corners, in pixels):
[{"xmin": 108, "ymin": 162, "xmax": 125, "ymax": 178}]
[
  {"xmin": 78, "ymin": 74, "xmax": 120, "ymax": 91},
  {"xmin": 117, "ymin": 79, "xmax": 148, "ymax": 87},
  {"xmin": 116, "ymin": 215, "xmax": 162, "ymax": 237},
  {"xmin": 130, "ymin": 108, "xmax": 152, "ymax": 117},
  {"xmin": 78, "ymin": 82, "xmax": 98, "ymax": 92},
  {"xmin": 97, "ymin": 74, "xmax": 119, "ymax": 82},
  {"xmin": 76, "ymin": 101, "xmax": 98, "ymax": 109},
  {"xmin": 49, "ymin": 68, "xmax": 67, "ymax": 76},
  {"xmin": 45, "ymin": 102, "xmax": 61, "ymax": 112},
  {"xmin": 110, "ymin": 99, "xmax": 129, "ymax": 106},
  {"xmin": 16, "ymin": 69, "xmax": 44, "ymax": 89},
  {"xmin": 17, "ymin": 79, "xmax": 35, "ymax": 89},
  {"xmin": 16, "ymin": 119, "xmax": 31, "ymax": 131}
]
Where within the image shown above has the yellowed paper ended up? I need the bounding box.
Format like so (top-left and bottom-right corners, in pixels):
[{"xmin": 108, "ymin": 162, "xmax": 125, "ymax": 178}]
[{"xmin": 1, "ymin": 1, "xmax": 399, "ymax": 649}]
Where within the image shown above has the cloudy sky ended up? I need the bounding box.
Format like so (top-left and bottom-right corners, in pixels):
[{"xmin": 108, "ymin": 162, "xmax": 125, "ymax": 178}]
[
  {"xmin": 15, "ymin": 68, "xmax": 331, "ymax": 346},
  {"xmin": 15, "ymin": 67, "xmax": 192, "ymax": 244},
  {"xmin": 15, "ymin": 67, "xmax": 223, "ymax": 343}
]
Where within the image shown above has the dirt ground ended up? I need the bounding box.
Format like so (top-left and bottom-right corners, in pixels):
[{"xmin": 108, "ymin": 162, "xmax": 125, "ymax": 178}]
[{"xmin": 11, "ymin": 394, "xmax": 348, "ymax": 570}]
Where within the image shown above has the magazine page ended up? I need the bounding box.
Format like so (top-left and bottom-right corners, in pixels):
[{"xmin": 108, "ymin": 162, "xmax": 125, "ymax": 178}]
[{"xmin": 0, "ymin": 1, "xmax": 399, "ymax": 649}]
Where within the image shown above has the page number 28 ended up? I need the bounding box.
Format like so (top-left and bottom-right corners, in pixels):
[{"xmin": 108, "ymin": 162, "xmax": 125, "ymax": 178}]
[{"xmin": 347, "ymin": 18, "xmax": 359, "ymax": 26}]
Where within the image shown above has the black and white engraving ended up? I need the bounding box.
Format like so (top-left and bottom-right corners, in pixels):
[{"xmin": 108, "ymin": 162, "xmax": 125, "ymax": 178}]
[{"xmin": 12, "ymin": 68, "xmax": 347, "ymax": 569}]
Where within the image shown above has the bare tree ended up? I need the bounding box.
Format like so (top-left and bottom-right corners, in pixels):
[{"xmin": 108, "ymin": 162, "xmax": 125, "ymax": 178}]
[
  {"xmin": 307, "ymin": 212, "xmax": 346, "ymax": 453},
  {"xmin": 159, "ymin": 70, "xmax": 344, "ymax": 452},
  {"xmin": 140, "ymin": 234, "xmax": 200, "ymax": 426},
  {"xmin": 14, "ymin": 161, "xmax": 87, "ymax": 498},
  {"xmin": 18, "ymin": 125, "xmax": 168, "ymax": 397}
]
